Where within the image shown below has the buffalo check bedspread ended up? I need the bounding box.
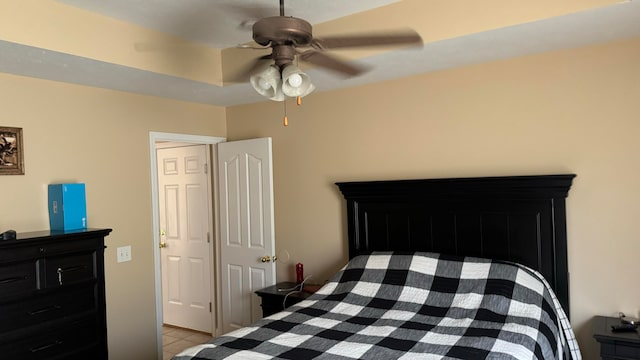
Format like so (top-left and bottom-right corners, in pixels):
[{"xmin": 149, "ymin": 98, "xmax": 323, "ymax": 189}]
[{"xmin": 174, "ymin": 252, "xmax": 581, "ymax": 359}]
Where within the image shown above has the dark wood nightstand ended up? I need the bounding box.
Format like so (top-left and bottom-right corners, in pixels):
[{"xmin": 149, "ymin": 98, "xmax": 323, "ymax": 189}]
[
  {"xmin": 255, "ymin": 282, "xmax": 313, "ymax": 317},
  {"xmin": 593, "ymin": 316, "xmax": 640, "ymax": 359}
]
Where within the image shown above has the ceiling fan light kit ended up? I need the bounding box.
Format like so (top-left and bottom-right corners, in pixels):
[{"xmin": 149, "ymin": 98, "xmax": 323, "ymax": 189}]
[
  {"xmin": 250, "ymin": 62, "xmax": 314, "ymax": 101},
  {"xmin": 242, "ymin": 0, "xmax": 423, "ymax": 123}
]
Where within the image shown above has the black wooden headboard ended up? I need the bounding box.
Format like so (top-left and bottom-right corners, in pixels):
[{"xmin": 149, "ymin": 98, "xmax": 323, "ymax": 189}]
[{"xmin": 337, "ymin": 174, "xmax": 575, "ymax": 316}]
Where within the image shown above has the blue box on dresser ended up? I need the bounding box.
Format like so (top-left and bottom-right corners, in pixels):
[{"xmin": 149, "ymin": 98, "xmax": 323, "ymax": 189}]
[{"xmin": 48, "ymin": 183, "xmax": 87, "ymax": 230}]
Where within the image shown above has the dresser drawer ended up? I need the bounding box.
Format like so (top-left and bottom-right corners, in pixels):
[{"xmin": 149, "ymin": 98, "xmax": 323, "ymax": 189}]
[
  {"xmin": 45, "ymin": 252, "xmax": 96, "ymax": 288},
  {"xmin": 0, "ymin": 260, "xmax": 40, "ymax": 300},
  {"xmin": 0, "ymin": 285, "xmax": 96, "ymax": 333},
  {"xmin": 41, "ymin": 237, "xmax": 104, "ymax": 257},
  {"xmin": 0, "ymin": 245, "xmax": 43, "ymax": 262},
  {"xmin": 0, "ymin": 317, "xmax": 99, "ymax": 360}
]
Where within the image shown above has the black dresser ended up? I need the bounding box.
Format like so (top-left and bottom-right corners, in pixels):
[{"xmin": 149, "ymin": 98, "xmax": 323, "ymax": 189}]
[{"xmin": 0, "ymin": 228, "xmax": 111, "ymax": 360}]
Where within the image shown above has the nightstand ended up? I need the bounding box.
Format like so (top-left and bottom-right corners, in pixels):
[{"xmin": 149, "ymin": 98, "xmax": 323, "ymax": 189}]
[
  {"xmin": 593, "ymin": 316, "xmax": 640, "ymax": 359},
  {"xmin": 255, "ymin": 282, "xmax": 313, "ymax": 317}
]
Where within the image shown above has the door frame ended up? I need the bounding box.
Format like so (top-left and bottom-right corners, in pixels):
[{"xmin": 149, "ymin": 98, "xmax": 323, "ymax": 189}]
[{"xmin": 149, "ymin": 132, "xmax": 225, "ymax": 359}]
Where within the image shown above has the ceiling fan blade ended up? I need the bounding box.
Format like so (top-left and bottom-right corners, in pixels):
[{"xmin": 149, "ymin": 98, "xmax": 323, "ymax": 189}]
[
  {"xmin": 312, "ymin": 29, "xmax": 422, "ymax": 50},
  {"xmin": 299, "ymin": 50, "xmax": 367, "ymax": 77}
]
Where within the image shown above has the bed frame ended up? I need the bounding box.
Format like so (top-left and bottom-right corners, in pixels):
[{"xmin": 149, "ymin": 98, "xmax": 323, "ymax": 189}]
[{"xmin": 337, "ymin": 174, "xmax": 575, "ymax": 317}]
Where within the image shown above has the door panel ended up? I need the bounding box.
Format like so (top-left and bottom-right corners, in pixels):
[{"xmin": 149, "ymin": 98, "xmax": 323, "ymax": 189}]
[
  {"xmin": 164, "ymin": 186, "xmax": 180, "ymax": 239},
  {"xmin": 226, "ymin": 264, "xmax": 243, "ymax": 329},
  {"xmin": 218, "ymin": 138, "xmax": 275, "ymax": 333},
  {"xmin": 186, "ymin": 184, "xmax": 205, "ymax": 240},
  {"xmin": 167, "ymin": 256, "xmax": 181, "ymax": 303},
  {"xmin": 188, "ymin": 258, "xmax": 205, "ymax": 309},
  {"xmin": 250, "ymin": 268, "xmax": 266, "ymax": 322}
]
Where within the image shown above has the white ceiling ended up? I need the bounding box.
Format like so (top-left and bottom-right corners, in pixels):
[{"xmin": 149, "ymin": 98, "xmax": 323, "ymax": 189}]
[
  {"xmin": 1, "ymin": 1, "xmax": 639, "ymax": 107},
  {"xmin": 56, "ymin": 0, "xmax": 404, "ymax": 48}
]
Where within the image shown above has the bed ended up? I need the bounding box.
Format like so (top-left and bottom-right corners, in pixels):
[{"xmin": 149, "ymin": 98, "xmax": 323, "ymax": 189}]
[{"xmin": 174, "ymin": 174, "xmax": 580, "ymax": 360}]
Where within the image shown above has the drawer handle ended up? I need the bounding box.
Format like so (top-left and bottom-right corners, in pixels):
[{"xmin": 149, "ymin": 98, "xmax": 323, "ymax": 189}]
[
  {"xmin": 30, "ymin": 340, "xmax": 63, "ymax": 353},
  {"xmin": 56, "ymin": 265, "xmax": 87, "ymax": 285},
  {"xmin": 0, "ymin": 276, "xmax": 27, "ymax": 284},
  {"xmin": 27, "ymin": 305, "xmax": 62, "ymax": 316}
]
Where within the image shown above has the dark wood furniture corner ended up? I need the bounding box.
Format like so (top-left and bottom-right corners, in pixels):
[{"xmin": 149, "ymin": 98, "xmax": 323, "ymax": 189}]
[
  {"xmin": 255, "ymin": 282, "xmax": 312, "ymax": 317},
  {"xmin": 593, "ymin": 316, "xmax": 640, "ymax": 360},
  {"xmin": 0, "ymin": 228, "xmax": 112, "ymax": 360}
]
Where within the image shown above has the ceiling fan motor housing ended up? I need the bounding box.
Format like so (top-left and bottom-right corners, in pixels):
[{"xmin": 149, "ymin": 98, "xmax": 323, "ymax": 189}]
[
  {"xmin": 253, "ymin": 16, "xmax": 313, "ymax": 47},
  {"xmin": 271, "ymin": 45, "xmax": 297, "ymax": 67}
]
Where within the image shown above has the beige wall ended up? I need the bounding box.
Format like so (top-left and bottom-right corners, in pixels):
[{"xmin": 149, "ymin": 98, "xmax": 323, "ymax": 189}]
[
  {"xmin": 227, "ymin": 37, "xmax": 640, "ymax": 359},
  {"xmin": 2, "ymin": 35, "xmax": 638, "ymax": 359},
  {"xmin": 0, "ymin": 73, "xmax": 226, "ymax": 359}
]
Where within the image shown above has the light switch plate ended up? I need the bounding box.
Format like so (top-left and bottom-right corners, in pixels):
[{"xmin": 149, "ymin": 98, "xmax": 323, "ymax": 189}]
[{"xmin": 117, "ymin": 245, "xmax": 132, "ymax": 263}]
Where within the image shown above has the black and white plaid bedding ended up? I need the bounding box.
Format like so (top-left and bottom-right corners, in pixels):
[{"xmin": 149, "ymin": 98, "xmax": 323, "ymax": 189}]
[{"xmin": 174, "ymin": 252, "xmax": 581, "ymax": 360}]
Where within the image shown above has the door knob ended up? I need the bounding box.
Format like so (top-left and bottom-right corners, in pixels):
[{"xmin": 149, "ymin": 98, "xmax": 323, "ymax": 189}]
[
  {"xmin": 260, "ymin": 255, "xmax": 277, "ymax": 263},
  {"xmin": 159, "ymin": 242, "xmax": 167, "ymax": 249}
]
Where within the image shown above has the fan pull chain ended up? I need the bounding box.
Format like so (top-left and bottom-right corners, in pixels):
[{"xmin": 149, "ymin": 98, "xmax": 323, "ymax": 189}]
[
  {"xmin": 283, "ymin": 99, "xmax": 288, "ymax": 126},
  {"xmin": 297, "ymin": 96, "xmax": 301, "ymax": 106}
]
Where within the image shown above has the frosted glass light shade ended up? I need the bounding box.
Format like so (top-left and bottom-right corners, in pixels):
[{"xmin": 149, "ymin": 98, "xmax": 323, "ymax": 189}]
[
  {"xmin": 250, "ymin": 65, "xmax": 284, "ymax": 101},
  {"xmin": 281, "ymin": 64, "xmax": 314, "ymax": 98}
]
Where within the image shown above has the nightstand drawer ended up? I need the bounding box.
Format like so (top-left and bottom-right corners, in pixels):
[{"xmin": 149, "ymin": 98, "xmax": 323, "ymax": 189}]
[
  {"xmin": 600, "ymin": 342, "xmax": 640, "ymax": 359},
  {"xmin": 0, "ymin": 261, "xmax": 39, "ymax": 300},
  {"xmin": 259, "ymin": 293, "xmax": 306, "ymax": 316},
  {"xmin": 45, "ymin": 252, "xmax": 96, "ymax": 288}
]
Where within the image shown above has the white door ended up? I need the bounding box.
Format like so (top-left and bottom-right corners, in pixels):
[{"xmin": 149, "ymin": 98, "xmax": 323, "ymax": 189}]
[
  {"xmin": 158, "ymin": 144, "xmax": 213, "ymax": 333},
  {"xmin": 218, "ymin": 138, "xmax": 276, "ymax": 334}
]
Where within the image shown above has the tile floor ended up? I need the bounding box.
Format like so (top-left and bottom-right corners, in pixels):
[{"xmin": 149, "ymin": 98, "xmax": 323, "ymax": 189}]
[{"xmin": 162, "ymin": 325, "xmax": 212, "ymax": 360}]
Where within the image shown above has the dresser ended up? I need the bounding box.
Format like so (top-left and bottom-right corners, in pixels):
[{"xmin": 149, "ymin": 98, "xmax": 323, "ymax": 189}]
[{"xmin": 0, "ymin": 228, "xmax": 111, "ymax": 360}]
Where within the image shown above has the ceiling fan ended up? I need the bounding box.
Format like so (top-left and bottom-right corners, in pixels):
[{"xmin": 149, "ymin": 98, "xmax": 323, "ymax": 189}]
[{"xmin": 237, "ymin": 0, "xmax": 423, "ymax": 102}]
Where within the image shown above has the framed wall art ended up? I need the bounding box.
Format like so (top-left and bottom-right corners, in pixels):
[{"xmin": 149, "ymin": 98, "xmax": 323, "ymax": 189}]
[{"xmin": 0, "ymin": 126, "xmax": 24, "ymax": 175}]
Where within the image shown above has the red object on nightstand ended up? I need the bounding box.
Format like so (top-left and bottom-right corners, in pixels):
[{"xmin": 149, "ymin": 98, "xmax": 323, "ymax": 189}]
[{"xmin": 296, "ymin": 263, "xmax": 304, "ymax": 284}]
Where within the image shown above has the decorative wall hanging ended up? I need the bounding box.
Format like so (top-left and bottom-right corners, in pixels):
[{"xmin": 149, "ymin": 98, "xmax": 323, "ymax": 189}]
[{"xmin": 0, "ymin": 126, "xmax": 24, "ymax": 175}]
